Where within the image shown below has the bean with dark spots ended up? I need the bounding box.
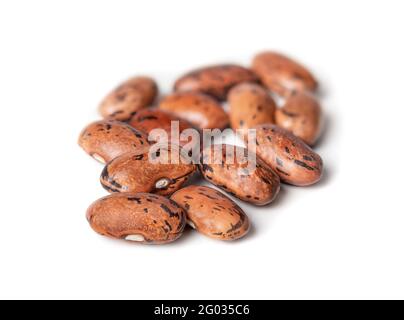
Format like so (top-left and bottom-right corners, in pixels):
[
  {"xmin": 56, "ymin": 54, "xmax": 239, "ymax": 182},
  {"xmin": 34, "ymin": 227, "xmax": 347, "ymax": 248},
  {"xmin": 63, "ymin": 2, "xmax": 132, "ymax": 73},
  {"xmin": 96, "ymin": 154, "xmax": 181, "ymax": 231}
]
[
  {"xmin": 275, "ymin": 92, "xmax": 323, "ymax": 146},
  {"xmin": 228, "ymin": 83, "xmax": 276, "ymax": 138},
  {"xmin": 251, "ymin": 124, "xmax": 323, "ymax": 186},
  {"xmin": 199, "ymin": 144, "xmax": 280, "ymax": 205},
  {"xmin": 159, "ymin": 92, "xmax": 229, "ymax": 129},
  {"xmin": 171, "ymin": 186, "xmax": 250, "ymax": 241},
  {"xmin": 100, "ymin": 144, "xmax": 196, "ymax": 196},
  {"xmin": 98, "ymin": 76, "xmax": 158, "ymax": 121},
  {"xmin": 252, "ymin": 51, "xmax": 318, "ymax": 97},
  {"xmin": 174, "ymin": 64, "xmax": 258, "ymax": 100},
  {"xmin": 78, "ymin": 120, "xmax": 150, "ymax": 164},
  {"xmin": 86, "ymin": 193, "xmax": 186, "ymax": 244}
]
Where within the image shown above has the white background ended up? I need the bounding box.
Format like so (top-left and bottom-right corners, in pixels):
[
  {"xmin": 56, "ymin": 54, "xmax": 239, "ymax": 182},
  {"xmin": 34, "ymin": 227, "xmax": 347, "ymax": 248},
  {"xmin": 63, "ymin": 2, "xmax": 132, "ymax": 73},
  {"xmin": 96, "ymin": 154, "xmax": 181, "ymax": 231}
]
[{"xmin": 0, "ymin": 0, "xmax": 403, "ymax": 300}]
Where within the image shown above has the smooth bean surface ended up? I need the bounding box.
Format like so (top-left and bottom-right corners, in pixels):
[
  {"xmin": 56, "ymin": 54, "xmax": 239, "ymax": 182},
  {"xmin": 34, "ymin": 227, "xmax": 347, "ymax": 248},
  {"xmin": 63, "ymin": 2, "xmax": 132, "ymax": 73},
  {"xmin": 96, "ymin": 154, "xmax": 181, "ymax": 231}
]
[
  {"xmin": 174, "ymin": 64, "xmax": 258, "ymax": 100},
  {"xmin": 251, "ymin": 124, "xmax": 323, "ymax": 186},
  {"xmin": 252, "ymin": 52, "xmax": 318, "ymax": 97},
  {"xmin": 78, "ymin": 120, "xmax": 149, "ymax": 163},
  {"xmin": 86, "ymin": 193, "xmax": 186, "ymax": 244},
  {"xmin": 199, "ymin": 144, "xmax": 280, "ymax": 205},
  {"xmin": 100, "ymin": 144, "xmax": 196, "ymax": 195},
  {"xmin": 99, "ymin": 76, "xmax": 158, "ymax": 121},
  {"xmin": 171, "ymin": 185, "xmax": 250, "ymax": 241}
]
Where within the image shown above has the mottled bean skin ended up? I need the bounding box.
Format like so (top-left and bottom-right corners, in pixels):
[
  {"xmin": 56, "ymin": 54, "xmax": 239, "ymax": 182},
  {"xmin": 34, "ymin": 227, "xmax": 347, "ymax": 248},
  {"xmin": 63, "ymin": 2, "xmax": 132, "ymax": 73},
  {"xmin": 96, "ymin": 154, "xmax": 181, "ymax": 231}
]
[
  {"xmin": 128, "ymin": 108, "xmax": 193, "ymax": 137},
  {"xmin": 275, "ymin": 92, "xmax": 323, "ymax": 146},
  {"xmin": 86, "ymin": 193, "xmax": 186, "ymax": 244},
  {"xmin": 252, "ymin": 52, "xmax": 318, "ymax": 97},
  {"xmin": 159, "ymin": 92, "xmax": 229, "ymax": 130},
  {"xmin": 78, "ymin": 120, "xmax": 150, "ymax": 164},
  {"xmin": 128, "ymin": 108, "xmax": 198, "ymax": 149},
  {"xmin": 99, "ymin": 76, "xmax": 158, "ymax": 121},
  {"xmin": 174, "ymin": 64, "xmax": 258, "ymax": 100},
  {"xmin": 100, "ymin": 144, "xmax": 197, "ymax": 195},
  {"xmin": 228, "ymin": 83, "xmax": 276, "ymax": 136},
  {"xmin": 199, "ymin": 144, "xmax": 280, "ymax": 205},
  {"xmin": 251, "ymin": 124, "xmax": 323, "ymax": 186},
  {"xmin": 171, "ymin": 185, "xmax": 250, "ymax": 241}
]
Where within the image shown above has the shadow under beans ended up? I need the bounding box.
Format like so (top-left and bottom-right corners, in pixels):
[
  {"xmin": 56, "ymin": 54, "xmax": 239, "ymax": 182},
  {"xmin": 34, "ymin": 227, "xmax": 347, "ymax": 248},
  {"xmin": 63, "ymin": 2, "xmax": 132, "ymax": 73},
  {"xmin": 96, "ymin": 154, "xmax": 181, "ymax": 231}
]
[
  {"xmin": 313, "ymin": 112, "xmax": 333, "ymax": 150},
  {"xmin": 306, "ymin": 165, "xmax": 333, "ymax": 189},
  {"xmin": 315, "ymin": 82, "xmax": 329, "ymax": 101},
  {"xmin": 233, "ymin": 187, "xmax": 288, "ymax": 234},
  {"xmin": 164, "ymin": 226, "xmax": 196, "ymax": 246},
  {"xmin": 183, "ymin": 171, "xmax": 203, "ymax": 188},
  {"xmin": 266, "ymin": 186, "xmax": 289, "ymax": 210},
  {"xmin": 243, "ymin": 222, "xmax": 257, "ymax": 241},
  {"xmin": 237, "ymin": 186, "xmax": 289, "ymax": 214}
]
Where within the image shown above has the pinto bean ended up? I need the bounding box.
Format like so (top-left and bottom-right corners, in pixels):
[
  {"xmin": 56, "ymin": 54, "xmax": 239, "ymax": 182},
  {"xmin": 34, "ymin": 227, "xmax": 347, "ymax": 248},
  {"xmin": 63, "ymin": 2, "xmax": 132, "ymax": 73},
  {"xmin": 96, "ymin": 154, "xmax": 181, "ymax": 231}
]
[
  {"xmin": 252, "ymin": 52, "xmax": 318, "ymax": 97},
  {"xmin": 159, "ymin": 92, "xmax": 229, "ymax": 130},
  {"xmin": 86, "ymin": 193, "xmax": 186, "ymax": 244},
  {"xmin": 99, "ymin": 76, "xmax": 158, "ymax": 121},
  {"xmin": 171, "ymin": 185, "xmax": 250, "ymax": 241},
  {"xmin": 275, "ymin": 91, "xmax": 323, "ymax": 146},
  {"xmin": 199, "ymin": 144, "xmax": 280, "ymax": 205},
  {"xmin": 100, "ymin": 144, "xmax": 196, "ymax": 195},
  {"xmin": 78, "ymin": 120, "xmax": 149, "ymax": 163},
  {"xmin": 228, "ymin": 82, "xmax": 276, "ymax": 136},
  {"xmin": 174, "ymin": 64, "xmax": 258, "ymax": 100},
  {"xmin": 251, "ymin": 124, "xmax": 323, "ymax": 186}
]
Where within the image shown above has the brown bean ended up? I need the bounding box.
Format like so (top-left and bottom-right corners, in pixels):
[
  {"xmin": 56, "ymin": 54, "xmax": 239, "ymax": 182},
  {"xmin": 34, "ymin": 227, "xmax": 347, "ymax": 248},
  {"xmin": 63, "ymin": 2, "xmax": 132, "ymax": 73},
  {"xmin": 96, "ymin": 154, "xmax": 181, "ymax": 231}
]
[
  {"xmin": 100, "ymin": 144, "xmax": 197, "ymax": 195},
  {"xmin": 252, "ymin": 52, "xmax": 318, "ymax": 97},
  {"xmin": 86, "ymin": 193, "xmax": 186, "ymax": 244},
  {"xmin": 127, "ymin": 108, "xmax": 198, "ymax": 148},
  {"xmin": 251, "ymin": 124, "xmax": 323, "ymax": 186},
  {"xmin": 199, "ymin": 144, "xmax": 280, "ymax": 205},
  {"xmin": 174, "ymin": 64, "xmax": 258, "ymax": 100},
  {"xmin": 171, "ymin": 185, "xmax": 250, "ymax": 241},
  {"xmin": 228, "ymin": 82, "xmax": 276, "ymax": 136},
  {"xmin": 128, "ymin": 108, "xmax": 193, "ymax": 136},
  {"xmin": 78, "ymin": 120, "xmax": 150, "ymax": 164},
  {"xmin": 275, "ymin": 92, "xmax": 323, "ymax": 146},
  {"xmin": 99, "ymin": 76, "xmax": 158, "ymax": 121},
  {"xmin": 159, "ymin": 92, "xmax": 229, "ymax": 130}
]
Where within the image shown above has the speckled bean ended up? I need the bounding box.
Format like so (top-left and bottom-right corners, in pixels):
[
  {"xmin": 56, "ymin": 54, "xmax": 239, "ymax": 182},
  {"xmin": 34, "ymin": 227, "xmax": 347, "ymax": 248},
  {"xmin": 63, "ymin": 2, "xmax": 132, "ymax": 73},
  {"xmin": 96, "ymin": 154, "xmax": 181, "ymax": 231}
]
[
  {"xmin": 199, "ymin": 144, "xmax": 280, "ymax": 205},
  {"xmin": 100, "ymin": 144, "xmax": 197, "ymax": 195},
  {"xmin": 171, "ymin": 185, "xmax": 250, "ymax": 240},
  {"xmin": 252, "ymin": 52, "xmax": 318, "ymax": 97},
  {"xmin": 86, "ymin": 193, "xmax": 186, "ymax": 244},
  {"xmin": 275, "ymin": 91, "xmax": 323, "ymax": 146},
  {"xmin": 159, "ymin": 92, "xmax": 229, "ymax": 129},
  {"xmin": 98, "ymin": 76, "xmax": 158, "ymax": 121},
  {"xmin": 228, "ymin": 82, "xmax": 276, "ymax": 136},
  {"xmin": 174, "ymin": 64, "xmax": 258, "ymax": 100},
  {"xmin": 251, "ymin": 124, "xmax": 323, "ymax": 186},
  {"xmin": 78, "ymin": 120, "xmax": 149, "ymax": 163}
]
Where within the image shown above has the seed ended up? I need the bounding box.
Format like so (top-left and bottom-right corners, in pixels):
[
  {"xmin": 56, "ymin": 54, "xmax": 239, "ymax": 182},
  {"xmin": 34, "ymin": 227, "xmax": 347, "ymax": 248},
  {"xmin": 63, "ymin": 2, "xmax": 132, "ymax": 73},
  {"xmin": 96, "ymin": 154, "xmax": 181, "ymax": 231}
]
[
  {"xmin": 199, "ymin": 144, "xmax": 280, "ymax": 205},
  {"xmin": 98, "ymin": 76, "xmax": 158, "ymax": 121},
  {"xmin": 171, "ymin": 185, "xmax": 250, "ymax": 240},
  {"xmin": 100, "ymin": 144, "xmax": 196, "ymax": 196},
  {"xmin": 174, "ymin": 64, "xmax": 258, "ymax": 100},
  {"xmin": 251, "ymin": 124, "xmax": 323, "ymax": 186},
  {"xmin": 86, "ymin": 193, "xmax": 186, "ymax": 244}
]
